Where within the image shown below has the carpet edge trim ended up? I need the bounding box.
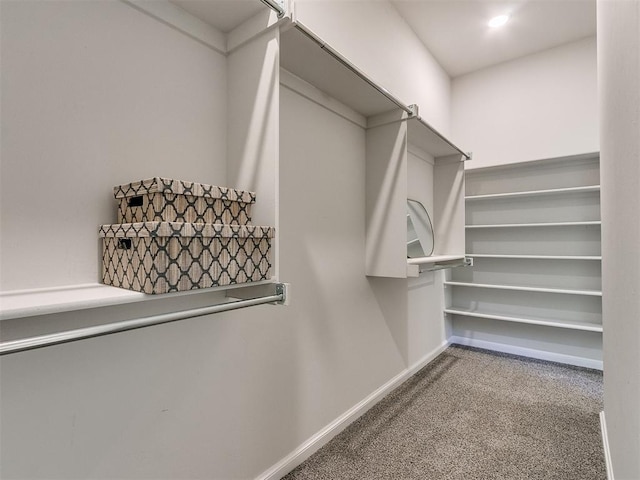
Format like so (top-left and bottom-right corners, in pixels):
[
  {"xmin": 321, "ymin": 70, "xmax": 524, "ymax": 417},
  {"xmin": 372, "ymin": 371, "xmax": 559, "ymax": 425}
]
[
  {"xmin": 254, "ymin": 339, "xmax": 450, "ymax": 480},
  {"xmin": 449, "ymin": 336, "xmax": 603, "ymax": 370},
  {"xmin": 600, "ymin": 411, "xmax": 615, "ymax": 480}
]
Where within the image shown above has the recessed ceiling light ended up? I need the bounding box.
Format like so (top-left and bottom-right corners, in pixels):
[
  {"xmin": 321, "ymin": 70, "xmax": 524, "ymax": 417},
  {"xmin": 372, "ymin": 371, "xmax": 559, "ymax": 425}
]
[{"xmin": 488, "ymin": 14, "xmax": 510, "ymax": 28}]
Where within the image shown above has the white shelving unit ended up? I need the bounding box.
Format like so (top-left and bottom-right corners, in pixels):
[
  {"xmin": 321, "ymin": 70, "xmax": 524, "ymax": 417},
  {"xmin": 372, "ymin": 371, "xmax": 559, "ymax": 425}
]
[
  {"xmin": 0, "ymin": 0, "xmax": 284, "ymax": 321},
  {"xmin": 1, "ymin": 1, "xmax": 469, "ymax": 321},
  {"xmin": 446, "ymin": 153, "xmax": 603, "ymax": 369},
  {"xmin": 279, "ymin": 19, "xmax": 469, "ymax": 279}
]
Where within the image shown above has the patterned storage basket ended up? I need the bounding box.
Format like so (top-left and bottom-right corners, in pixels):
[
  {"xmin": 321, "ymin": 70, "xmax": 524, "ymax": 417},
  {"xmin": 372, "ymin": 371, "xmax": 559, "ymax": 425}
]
[
  {"xmin": 100, "ymin": 222, "xmax": 274, "ymax": 294},
  {"xmin": 114, "ymin": 177, "xmax": 256, "ymax": 225}
]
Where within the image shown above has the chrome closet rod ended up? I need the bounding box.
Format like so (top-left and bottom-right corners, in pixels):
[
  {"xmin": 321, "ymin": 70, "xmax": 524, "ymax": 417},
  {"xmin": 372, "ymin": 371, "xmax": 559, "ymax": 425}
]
[
  {"xmin": 259, "ymin": 0, "xmax": 285, "ymax": 17},
  {"xmin": 293, "ymin": 22, "xmax": 415, "ymax": 117},
  {"xmin": 0, "ymin": 285, "xmax": 286, "ymax": 356}
]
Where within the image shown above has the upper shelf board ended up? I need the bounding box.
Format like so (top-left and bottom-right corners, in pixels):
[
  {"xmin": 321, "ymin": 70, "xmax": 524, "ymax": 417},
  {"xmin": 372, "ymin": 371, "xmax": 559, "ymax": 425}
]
[
  {"xmin": 169, "ymin": 0, "xmax": 274, "ymax": 33},
  {"xmin": 280, "ymin": 22, "xmax": 468, "ymax": 159},
  {"xmin": 407, "ymin": 117, "xmax": 469, "ymax": 159},
  {"xmin": 280, "ymin": 24, "xmax": 404, "ymax": 118}
]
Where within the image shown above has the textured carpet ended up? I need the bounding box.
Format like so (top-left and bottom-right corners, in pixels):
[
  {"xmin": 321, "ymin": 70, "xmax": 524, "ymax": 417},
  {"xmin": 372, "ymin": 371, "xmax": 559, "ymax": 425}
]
[{"xmin": 282, "ymin": 345, "xmax": 605, "ymax": 480}]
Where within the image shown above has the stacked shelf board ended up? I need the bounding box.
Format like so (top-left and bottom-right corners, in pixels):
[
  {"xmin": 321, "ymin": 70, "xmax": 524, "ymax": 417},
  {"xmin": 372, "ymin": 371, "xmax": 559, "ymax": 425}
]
[{"xmin": 445, "ymin": 153, "xmax": 603, "ymax": 369}]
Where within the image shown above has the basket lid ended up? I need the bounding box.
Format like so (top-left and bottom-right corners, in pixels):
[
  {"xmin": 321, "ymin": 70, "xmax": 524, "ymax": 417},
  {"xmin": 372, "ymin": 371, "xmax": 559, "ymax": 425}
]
[
  {"xmin": 99, "ymin": 222, "xmax": 274, "ymax": 239},
  {"xmin": 113, "ymin": 177, "xmax": 256, "ymax": 204}
]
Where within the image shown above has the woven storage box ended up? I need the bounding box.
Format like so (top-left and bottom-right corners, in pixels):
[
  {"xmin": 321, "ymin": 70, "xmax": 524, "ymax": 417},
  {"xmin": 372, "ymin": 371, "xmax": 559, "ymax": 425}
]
[
  {"xmin": 100, "ymin": 222, "xmax": 274, "ymax": 294},
  {"xmin": 114, "ymin": 178, "xmax": 256, "ymax": 225}
]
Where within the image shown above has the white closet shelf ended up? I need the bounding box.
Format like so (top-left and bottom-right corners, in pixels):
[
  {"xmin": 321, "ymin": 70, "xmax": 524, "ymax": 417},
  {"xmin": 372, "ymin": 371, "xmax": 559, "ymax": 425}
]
[
  {"xmin": 279, "ymin": 22, "xmax": 468, "ymax": 159},
  {"xmin": 406, "ymin": 116, "xmax": 469, "ymax": 160},
  {"xmin": 444, "ymin": 308, "xmax": 603, "ymax": 333},
  {"xmin": 168, "ymin": 0, "xmax": 274, "ymax": 30},
  {"xmin": 465, "ymin": 185, "xmax": 600, "ymax": 201},
  {"xmin": 466, "ymin": 221, "xmax": 601, "ymax": 229},
  {"xmin": 444, "ymin": 281, "xmax": 602, "ymax": 297},
  {"xmin": 0, "ymin": 280, "xmax": 276, "ymax": 321},
  {"xmin": 466, "ymin": 254, "xmax": 602, "ymax": 261},
  {"xmin": 280, "ymin": 23, "xmax": 404, "ymax": 118}
]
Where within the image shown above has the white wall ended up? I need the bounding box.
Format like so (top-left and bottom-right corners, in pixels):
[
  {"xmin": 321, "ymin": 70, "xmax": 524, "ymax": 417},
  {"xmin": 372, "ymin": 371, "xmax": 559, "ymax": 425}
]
[
  {"xmin": 0, "ymin": 1, "xmax": 453, "ymax": 478},
  {"xmin": 294, "ymin": 0, "xmax": 452, "ymax": 136},
  {"xmin": 0, "ymin": 0, "xmax": 227, "ymax": 290},
  {"xmin": 598, "ymin": 1, "xmax": 640, "ymax": 478},
  {"xmin": 452, "ymin": 36, "xmax": 598, "ymax": 169}
]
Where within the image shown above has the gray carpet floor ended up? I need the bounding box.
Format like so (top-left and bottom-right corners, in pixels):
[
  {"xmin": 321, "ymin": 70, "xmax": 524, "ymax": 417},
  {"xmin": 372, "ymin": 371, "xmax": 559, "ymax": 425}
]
[{"xmin": 282, "ymin": 345, "xmax": 605, "ymax": 480}]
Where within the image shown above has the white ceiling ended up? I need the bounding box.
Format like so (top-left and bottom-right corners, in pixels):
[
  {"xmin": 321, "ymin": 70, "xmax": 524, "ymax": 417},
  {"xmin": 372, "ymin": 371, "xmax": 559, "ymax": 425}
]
[{"xmin": 391, "ymin": 0, "xmax": 597, "ymax": 77}]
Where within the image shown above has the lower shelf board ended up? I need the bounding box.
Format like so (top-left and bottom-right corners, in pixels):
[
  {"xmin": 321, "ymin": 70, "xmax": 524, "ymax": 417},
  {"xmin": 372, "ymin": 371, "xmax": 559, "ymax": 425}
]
[
  {"xmin": 444, "ymin": 281, "xmax": 602, "ymax": 297},
  {"xmin": 444, "ymin": 308, "xmax": 603, "ymax": 333},
  {"xmin": 466, "ymin": 221, "xmax": 601, "ymax": 229},
  {"xmin": 467, "ymin": 254, "xmax": 602, "ymax": 261}
]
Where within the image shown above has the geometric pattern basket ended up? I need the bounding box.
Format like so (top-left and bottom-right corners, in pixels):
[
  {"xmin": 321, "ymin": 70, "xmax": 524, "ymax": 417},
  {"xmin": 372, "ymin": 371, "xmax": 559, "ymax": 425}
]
[
  {"xmin": 100, "ymin": 222, "xmax": 274, "ymax": 294},
  {"xmin": 114, "ymin": 177, "xmax": 256, "ymax": 225}
]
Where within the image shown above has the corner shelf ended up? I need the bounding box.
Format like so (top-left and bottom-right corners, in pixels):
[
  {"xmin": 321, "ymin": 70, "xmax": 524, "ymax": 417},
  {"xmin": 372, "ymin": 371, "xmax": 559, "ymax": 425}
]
[{"xmin": 444, "ymin": 308, "xmax": 603, "ymax": 333}]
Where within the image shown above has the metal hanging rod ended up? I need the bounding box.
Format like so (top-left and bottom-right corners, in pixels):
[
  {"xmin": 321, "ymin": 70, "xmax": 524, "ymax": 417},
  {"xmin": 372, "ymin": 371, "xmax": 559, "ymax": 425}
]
[
  {"xmin": 259, "ymin": 0, "xmax": 285, "ymax": 18},
  {"xmin": 0, "ymin": 284, "xmax": 287, "ymax": 356},
  {"xmin": 293, "ymin": 22, "xmax": 415, "ymax": 117}
]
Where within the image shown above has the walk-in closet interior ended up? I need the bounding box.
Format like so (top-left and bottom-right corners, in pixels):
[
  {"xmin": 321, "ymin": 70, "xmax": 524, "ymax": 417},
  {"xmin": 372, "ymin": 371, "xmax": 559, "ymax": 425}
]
[{"xmin": 1, "ymin": 0, "xmax": 639, "ymax": 479}]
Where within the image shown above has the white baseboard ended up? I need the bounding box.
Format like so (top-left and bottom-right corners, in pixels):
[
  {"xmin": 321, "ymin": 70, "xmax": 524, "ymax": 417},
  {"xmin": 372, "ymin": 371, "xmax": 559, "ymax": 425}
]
[
  {"xmin": 600, "ymin": 411, "xmax": 615, "ymax": 480},
  {"xmin": 449, "ymin": 336, "xmax": 603, "ymax": 370},
  {"xmin": 255, "ymin": 340, "xmax": 450, "ymax": 480}
]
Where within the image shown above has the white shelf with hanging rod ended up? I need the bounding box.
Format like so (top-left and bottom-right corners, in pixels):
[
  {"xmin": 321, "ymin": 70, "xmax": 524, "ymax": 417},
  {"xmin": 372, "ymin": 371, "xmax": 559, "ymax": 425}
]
[
  {"xmin": 1, "ymin": 0, "xmax": 285, "ymax": 320},
  {"xmin": 277, "ymin": 17, "xmax": 469, "ymax": 278}
]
